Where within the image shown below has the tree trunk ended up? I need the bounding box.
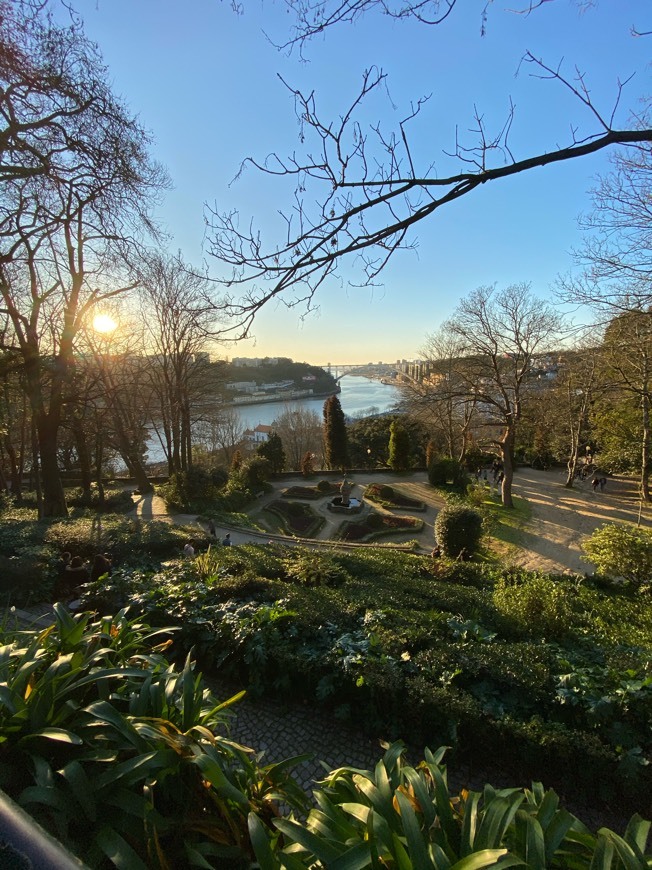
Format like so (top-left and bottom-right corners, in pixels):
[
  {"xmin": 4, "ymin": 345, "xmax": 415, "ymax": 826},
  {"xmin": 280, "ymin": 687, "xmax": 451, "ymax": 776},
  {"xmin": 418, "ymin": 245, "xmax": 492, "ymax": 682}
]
[
  {"xmin": 499, "ymin": 428, "xmax": 515, "ymax": 508},
  {"xmin": 641, "ymin": 393, "xmax": 651, "ymax": 502},
  {"xmin": 73, "ymin": 419, "xmax": 93, "ymax": 503}
]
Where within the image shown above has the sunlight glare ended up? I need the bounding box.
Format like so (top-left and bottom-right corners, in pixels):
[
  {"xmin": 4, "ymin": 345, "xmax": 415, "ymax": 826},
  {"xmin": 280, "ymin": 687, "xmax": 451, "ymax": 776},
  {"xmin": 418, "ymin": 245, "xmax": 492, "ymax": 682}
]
[{"xmin": 93, "ymin": 313, "xmax": 118, "ymax": 334}]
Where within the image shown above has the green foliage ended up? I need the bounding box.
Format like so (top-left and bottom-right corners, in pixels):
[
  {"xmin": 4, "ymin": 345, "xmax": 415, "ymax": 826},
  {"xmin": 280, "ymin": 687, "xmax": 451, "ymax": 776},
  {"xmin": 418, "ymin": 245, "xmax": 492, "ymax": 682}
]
[
  {"xmin": 159, "ymin": 465, "xmax": 226, "ymax": 510},
  {"xmin": 80, "ymin": 543, "xmax": 652, "ymax": 806},
  {"xmin": 435, "ymin": 503, "xmax": 484, "ymax": 559},
  {"xmin": 0, "ymin": 607, "xmax": 309, "ymax": 867},
  {"xmin": 323, "ymin": 395, "xmax": 349, "ymax": 470},
  {"xmin": 388, "ymin": 418, "xmax": 412, "ymax": 470},
  {"xmin": 256, "ymin": 431, "xmax": 286, "ymax": 473},
  {"xmin": 365, "ymin": 482, "xmax": 426, "ymax": 510},
  {"xmin": 264, "ymin": 499, "xmax": 324, "ymax": 537},
  {"xmin": 230, "ymin": 455, "xmax": 272, "ymax": 491},
  {"xmin": 66, "ymin": 485, "xmax": 133, "ymax": 513},
  {"xmin": 282, "ymin": 551, "xmax": 348, "ymax": 587},
  {"xmin": 348, "ymin": 414, "xmax": 431, "ymax": 468},
  {"xmin": 45, "ymin": 515, "xmax": 203, "ymax": 562},
  {"xmin": 338, "ymin": 511, "xmax": 424, "ymax": 542},
  {"xmin": 582, "ymin": 523, "xmax": 652, "ymax": 587},
  {"xmin": 251, "ymin": 741, "xmax": 652, "ymax": 869},
  {"xmin": 492, "ymin": 573, "xmax": 579, "ymax": 640},
  {"xmin": 428, "ymin": 456, "xmax": 469, "ymax": 491}
]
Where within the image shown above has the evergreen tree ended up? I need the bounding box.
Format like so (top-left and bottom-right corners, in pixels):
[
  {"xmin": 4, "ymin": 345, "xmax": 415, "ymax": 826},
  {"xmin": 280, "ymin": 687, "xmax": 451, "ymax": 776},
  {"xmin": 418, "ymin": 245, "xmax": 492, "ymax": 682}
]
[
  {"xmin": 256, "ymin": 432, "xmax": 286, "ymax": 473},
  {"xmin": 323, "ymin": 395, "xmax": 349, "ymax": 470},
  {"xmin": 388, "ymin": 420, "xmax": 411, "ymax": 471}
]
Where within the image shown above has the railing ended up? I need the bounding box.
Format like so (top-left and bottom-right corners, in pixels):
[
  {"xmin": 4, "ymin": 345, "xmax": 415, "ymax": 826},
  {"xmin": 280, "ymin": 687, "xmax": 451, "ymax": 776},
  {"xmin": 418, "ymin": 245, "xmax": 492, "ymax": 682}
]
[{"xmin": 0, "ymin": 788, "xmax": 88, "ymax": 868}]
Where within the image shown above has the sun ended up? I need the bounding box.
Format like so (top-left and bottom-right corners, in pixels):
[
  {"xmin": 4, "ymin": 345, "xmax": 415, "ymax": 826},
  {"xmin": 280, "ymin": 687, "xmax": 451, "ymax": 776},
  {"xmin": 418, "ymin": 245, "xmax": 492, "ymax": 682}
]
[{"xmin": 92, "ymin": 313, "xmax": 118, "ymax": 334}]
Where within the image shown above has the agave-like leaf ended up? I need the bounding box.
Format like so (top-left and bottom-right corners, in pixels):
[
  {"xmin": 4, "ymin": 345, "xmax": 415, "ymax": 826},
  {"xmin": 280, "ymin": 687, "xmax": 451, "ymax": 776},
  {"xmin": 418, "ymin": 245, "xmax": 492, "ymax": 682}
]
[
  {"xmin": 275, "ymin": 817, "xmax": 345, "ymax": 864},
  {"xmin": 396, "ymin": 789, "xmax": 434, "ymax": 869},
  {"xmin": 95, "ymin": 824, "xmax": 149, "ymax": 869},
  {"xmin": 20, "ymin": 727, "xmax": 83, "ymax": 745},
  {"xmin": 623, "ymin": 815, "xmax": 651, "ymax": 858}
]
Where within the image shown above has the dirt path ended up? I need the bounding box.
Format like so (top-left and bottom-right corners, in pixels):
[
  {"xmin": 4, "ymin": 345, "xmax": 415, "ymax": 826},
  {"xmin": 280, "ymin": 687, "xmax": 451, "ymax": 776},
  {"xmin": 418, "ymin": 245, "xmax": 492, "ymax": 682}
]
[{"xmin": 509, "ymin": 468, "xmax": 651, "ymax": 574}]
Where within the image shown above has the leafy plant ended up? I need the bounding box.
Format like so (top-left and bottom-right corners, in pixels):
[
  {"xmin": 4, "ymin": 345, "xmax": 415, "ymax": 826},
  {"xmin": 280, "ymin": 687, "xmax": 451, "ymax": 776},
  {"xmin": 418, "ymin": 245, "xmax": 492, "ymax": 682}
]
[
  {"xmin": 435, "ymin": 503, "xmax": 484, "ymax": 559},
  {"xmin": 582, "ymin": 523, "xmax": 652, "ymax": 587},
  {"xmin": 0, "ymin": 606, "xmax": 309, "ymax": 867},
  {"xmin": 493, "ymin": 573, "xmax": 578, "ymax": 640}
]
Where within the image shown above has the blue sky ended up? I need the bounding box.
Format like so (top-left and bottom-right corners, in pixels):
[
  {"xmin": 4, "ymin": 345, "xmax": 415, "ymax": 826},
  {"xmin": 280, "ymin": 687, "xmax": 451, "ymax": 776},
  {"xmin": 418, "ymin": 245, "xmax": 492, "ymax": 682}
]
[{"xmin": 76, "ymin": 0, "xmax": 650, "ymax": 365}]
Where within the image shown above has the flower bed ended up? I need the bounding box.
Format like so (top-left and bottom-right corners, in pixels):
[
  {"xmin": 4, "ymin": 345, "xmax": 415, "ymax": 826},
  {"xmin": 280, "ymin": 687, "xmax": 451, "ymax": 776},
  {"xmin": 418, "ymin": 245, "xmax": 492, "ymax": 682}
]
[
  {"xmin": 364, "ymin": 483, "xmax": 426, "ymax": 511},
  {"xmin": 265, "ymin": 499, "xmax": 324, "ymax": 537},
  {"xmin": 337, "ymin": 511, "xmax": 424, "ymax": 542}
]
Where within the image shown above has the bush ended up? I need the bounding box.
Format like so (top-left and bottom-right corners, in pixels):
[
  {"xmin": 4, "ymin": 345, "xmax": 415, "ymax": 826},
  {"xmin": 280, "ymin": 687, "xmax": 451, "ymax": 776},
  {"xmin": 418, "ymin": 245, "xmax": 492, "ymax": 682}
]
[
  {"xmin": 159, "ymin": 466, "xmax": 226, "ymax": 510},
  {"xmin": 492, "ymin": 572, "xmax": 579, "ymax": 639},
  {"xmin": 582, "ymin": 523, "xmax": 652, "ymax": 587},
  {"xmin": 434, "ymin": 503, "xmax": 483, "ymax": 559},
  {"xmin": 428, "ymin": 457, "xmax": 469, "ymax": 491}
]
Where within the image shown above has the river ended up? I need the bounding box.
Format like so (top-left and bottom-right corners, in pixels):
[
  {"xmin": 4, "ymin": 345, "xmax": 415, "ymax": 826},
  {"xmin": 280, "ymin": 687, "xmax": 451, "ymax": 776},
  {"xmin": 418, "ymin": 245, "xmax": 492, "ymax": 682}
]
[
  {"xmin": 233, "ymin": 375, "xmax": 402, "ymax": 429},
  {"xmin": 143, "ymin": 375, "xmax": 402, "ymax": 465}
]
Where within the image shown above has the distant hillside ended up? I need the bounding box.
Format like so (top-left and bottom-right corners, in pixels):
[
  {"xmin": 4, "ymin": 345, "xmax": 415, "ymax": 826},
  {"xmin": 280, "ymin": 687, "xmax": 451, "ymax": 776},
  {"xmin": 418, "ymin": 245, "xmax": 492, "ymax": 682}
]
[{"xmin": 220, "ymin": 358, "xmax": 338, "ymax": 398}]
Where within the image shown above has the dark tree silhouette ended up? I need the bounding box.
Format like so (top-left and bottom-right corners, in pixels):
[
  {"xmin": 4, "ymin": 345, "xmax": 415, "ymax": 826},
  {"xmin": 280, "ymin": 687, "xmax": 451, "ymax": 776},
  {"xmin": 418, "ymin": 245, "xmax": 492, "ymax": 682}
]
[{"xmin": 323, "ymin": 395, "xmax": 349, "ymax": 470}]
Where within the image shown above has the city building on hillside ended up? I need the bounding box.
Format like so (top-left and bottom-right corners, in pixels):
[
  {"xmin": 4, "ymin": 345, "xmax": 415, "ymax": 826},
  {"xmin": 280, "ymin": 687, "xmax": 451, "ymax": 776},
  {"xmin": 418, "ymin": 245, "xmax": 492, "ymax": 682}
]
[
  {"xmin": 243, "ymin": 424, "xmax": 273, "ymax": 443},
  {"xmin": 226, "ymin": 381, "xmax": 258, "ymax": 392},
  {"xmin": 231, "ymin": 357, "xmax": 281, "ymax": 367}
]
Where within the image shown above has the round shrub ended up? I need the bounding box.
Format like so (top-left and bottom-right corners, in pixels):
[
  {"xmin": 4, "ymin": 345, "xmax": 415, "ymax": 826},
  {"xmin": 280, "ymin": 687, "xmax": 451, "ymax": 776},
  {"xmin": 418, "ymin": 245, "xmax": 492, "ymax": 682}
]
[
  {"xmin": 428, "ymin": 457, "xmax": 469, "ymax": 491},
  {"xmin": 317, "ymin": 479, "xmax": 333, "ymax": 493},
  {"xmin": 434, "ymin": 504, "xmax": 483, "ymax": 559},
  {"xmin": 582, "ymin": 523, "xmax": 652, "ymax": 587}
]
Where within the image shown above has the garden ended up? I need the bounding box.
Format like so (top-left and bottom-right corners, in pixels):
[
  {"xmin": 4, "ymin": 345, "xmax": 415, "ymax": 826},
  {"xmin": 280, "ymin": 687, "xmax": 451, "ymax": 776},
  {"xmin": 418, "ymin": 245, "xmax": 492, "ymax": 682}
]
[{"xmin": 2, "ymin": 480, "xmax": 652, "ymax": 867}]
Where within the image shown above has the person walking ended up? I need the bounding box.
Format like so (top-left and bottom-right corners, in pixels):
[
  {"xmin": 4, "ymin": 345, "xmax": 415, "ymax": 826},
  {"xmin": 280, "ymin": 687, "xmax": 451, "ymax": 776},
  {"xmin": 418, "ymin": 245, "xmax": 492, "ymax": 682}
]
[{"xmin": 222, "ymin": 533, "xmax": 232, "ymax": 546}]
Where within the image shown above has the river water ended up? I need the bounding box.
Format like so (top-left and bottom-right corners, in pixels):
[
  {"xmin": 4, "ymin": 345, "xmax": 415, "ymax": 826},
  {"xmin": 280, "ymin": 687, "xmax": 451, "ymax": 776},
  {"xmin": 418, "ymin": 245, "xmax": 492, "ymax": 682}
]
[
  {"xmin": 144, "ymin": 375, "xmax": 403, "ymax": 465},
  {"xmin": 233, "ymin": 375, "xmax": 402, "ymax": 429}
]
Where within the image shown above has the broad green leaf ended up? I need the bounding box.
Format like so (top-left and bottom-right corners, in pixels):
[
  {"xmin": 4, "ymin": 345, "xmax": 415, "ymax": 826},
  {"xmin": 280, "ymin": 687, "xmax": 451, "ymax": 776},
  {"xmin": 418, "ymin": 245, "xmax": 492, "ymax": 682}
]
[
  {"xmin": 19, "ymin": 784, "xmax": 69, "ymax": 812},
  {"xmin": 405, "ymin": 766, "xmax": 437, "ymax": 829},
  {"xmin": 534, "ymin": 789, "xmax": 559, "ymax": 829},
  {"xmin": 248, "ymin": 813, "xmax": 279, "ymax": 870},
  {"xmin": 329, "ymin": 841, "xmax": 373, "ymax": 870},
  {"xmin": 522, "ymin": 813, "xmax": 546, "ymax": 869},
  {"xmin": 396, "ymin": 789, "xmax": 434, "ymax": 869},
  {"xmin": 600, "ymin": 829, "xmax": 646, "ymax": 870},
  {"xmin": 475, "ymin": 795, "xmax": 524, "ymax": 850},
  {"xmin": 194, "ymin": 753, "xmax": 249, "ymax": 807},
  {"xmin": 623, "ymin": 815, "xmax": 651, "ymax": 857},
  {"xmin": 461, "ymin": 791, "xmax": 482, "ymax": 856},
  {"xmin": 21, "ymin": 727, "xmax": 83, "ymax": 745},
  {"xmin": 340, "ymin": 801, "xmax": 373, "ymax": 825},
  {"xmin": 429, "ymin": 755, "xmax": 459, "ymax": 852},
  {"xmin": 60, "ymin": 760, "xmax": 96, "ymax": 821},
  {"xmin": 543, "ymin": 809, "xmax": 579, "ymax": 862},
  {"xmin": 590, "ymin": 834, "xmax": 615, "ymax": 870},
  {"xmin": 450, "ymin": 849, "xmax": 519, "ymax": 870},
  {"xmin": 95, "ymin": 825, "xmax": 149, "ymax": 869},
  {"xmin": 275, "ymin": 818, "xmax": 344, "ymax": 864}
]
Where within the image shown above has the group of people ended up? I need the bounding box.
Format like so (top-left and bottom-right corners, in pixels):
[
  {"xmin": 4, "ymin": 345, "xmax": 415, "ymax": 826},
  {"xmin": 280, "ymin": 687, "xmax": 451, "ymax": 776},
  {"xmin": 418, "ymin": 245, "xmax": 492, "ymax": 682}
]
[
  {"xmin": 55, "ymin": 551, "xmax": 112, "ymax": 599},
  {"xmin": 591, "ymin": 475, "xmax": 608, "ymax": 493},
  {"xmin": 474, "ymin": 461, "xmax": 504, "ymax": 486},
  {"xmin": 183, "ymin": 529, "xmax": 231, "ymax": 558}
]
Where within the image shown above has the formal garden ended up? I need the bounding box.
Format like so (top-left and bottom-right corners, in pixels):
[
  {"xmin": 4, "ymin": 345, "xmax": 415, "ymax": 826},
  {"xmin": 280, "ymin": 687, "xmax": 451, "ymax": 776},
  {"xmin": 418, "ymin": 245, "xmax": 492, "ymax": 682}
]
[{"xmin": 1, "ymin": 466, "xmax": 652, "ymax": 866}]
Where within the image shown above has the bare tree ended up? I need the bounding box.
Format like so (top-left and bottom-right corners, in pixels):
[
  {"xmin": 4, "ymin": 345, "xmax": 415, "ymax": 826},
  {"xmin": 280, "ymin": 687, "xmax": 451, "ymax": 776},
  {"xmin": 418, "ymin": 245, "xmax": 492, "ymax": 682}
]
[
  {"xmin": 406, "ymin": 329, "xmax": 478, "ymax": 462},
  {"xmin": 272, "ymin": 403, "xmax": 323, "ymax": 470},
  {"xmin": 138, "ymin": 253, "xmax": 224, "ymax": 475},
  {"xmin": 598, "ymin": 310, "xmax": 652, "ymax": 502},
  {"xmin": 562, "ymin": 135, "xmax": 652, "ymax": 313},
  {"xmin": 440, "ymin": 284, "xmax": 563, "ymax": 507},
  {"xmin": 0, "ymin": 3, "xmax": 166, "ymax": 515},
  {"xmin": 205, "ymin": 2, "xmax": 651, "ymax": 333},
  {"xmin": 194, "ymin": 406, "xmax": 246, "ymax": 466}
]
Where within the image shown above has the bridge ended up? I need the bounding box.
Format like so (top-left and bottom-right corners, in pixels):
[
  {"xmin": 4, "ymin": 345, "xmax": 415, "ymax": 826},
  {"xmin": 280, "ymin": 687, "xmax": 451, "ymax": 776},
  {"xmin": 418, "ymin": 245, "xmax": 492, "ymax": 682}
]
[{"xmin": 323, "ymin": 362, "xmax": 395, "ymax": 380}]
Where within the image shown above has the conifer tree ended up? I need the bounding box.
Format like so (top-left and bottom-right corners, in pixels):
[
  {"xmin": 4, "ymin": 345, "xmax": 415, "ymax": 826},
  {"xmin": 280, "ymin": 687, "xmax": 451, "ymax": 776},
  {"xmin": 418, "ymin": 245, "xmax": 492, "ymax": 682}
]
[
  {"xmin": 323, "ymin": 395, "xmax": 349, "ymax": 470},
  {"xmin": 256, "ymin": 432, "xmax": 286, "ymax": 473},
  {"xmin": 388, "ymin": 420, "xmax": 411, "ymax": 471}
]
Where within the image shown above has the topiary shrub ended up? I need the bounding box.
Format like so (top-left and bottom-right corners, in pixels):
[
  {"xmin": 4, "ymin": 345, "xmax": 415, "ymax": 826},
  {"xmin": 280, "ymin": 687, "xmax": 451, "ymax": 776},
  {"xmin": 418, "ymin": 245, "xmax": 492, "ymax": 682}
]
[
  {"xmin": 317, "ymin": 479, "xmax": 333, "ymax": 493},
  {"xmin": 434, "ymin": 503, "xmax": 483, "ymax": 559},
  {"xmin": 582, "ymin": 523, "xmax": 652, "ymax": 588}
]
